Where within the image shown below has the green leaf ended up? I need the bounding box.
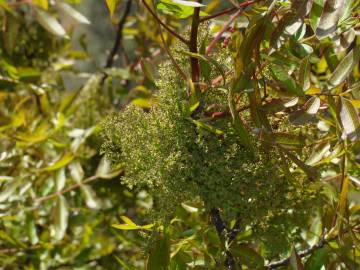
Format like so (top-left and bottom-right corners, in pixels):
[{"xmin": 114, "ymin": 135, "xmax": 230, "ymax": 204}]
[
  {"xmin": 53, "ymin": 195, "xmax": 69, "ymax": 241},
  {"xmin": 328, "ymin": 46, "xmax": 360, "ymax": 88},
  {"xmin": 146, "ymin": 233, "xmax": 170, "ymax": 270},
  {"xmin": 299, "ymin": 58, "xmax": 311, "ymax": 91},
  {"xmin": 192, "ymin": 119, "xmax": 224, "ymax": 136},
  {"xmin": 105, "ymin": 0, "xmax": 118, "ymax": 17},
  {"xmin": 231, "ymin": 244, "xmax": 264, "ymax": 269},
  {"xmin": 57, "ymin": 2, "xmax": 91, "ymax": 24},
  {"xmin": 68, "ymin": 161, "xmax": 84, "ymax": 183},
  {"xmin": 121, "ymin": 216, "xmax": 137, "ymax": 226},
  {"xmin": 270, "ymin": 65, "xmax": 304, "ymax": 96},
  {"xmin": 179, "ymin": 51, "xmax": 226, "ymax": 84},
  {"xmin": 305, "ymin": 247, "xmax": 329, "ymax": 270},
  {"xmin": 95, "ymin": 157, "xmax": 123, "ymax": 179},
  {"xmin": 280, "ymin": 147, "xmax": 318, "ymax": 179},
  {"xmin": 112, "ymin": 224, "xmax": 139, "ymax": 230},
  {"xmin": 33, "ymin": 0, "xmax": 48, "ymax": 10},
  {"xmin": 43, "ymin": 153, "xmax": 74, "ymax": 171},
  {"xmin": 316, "ymin": 0, "xmax": 346, "ymax": 39},
  {"xmin": 339, "ymin": 97, "xmax": 360, "ymax": 141},
  {"xmin": 0, "ymin": 178, "xmax": 21, "ymax": 203},
  {"xmin": 35, "ymin": 8, "xmax": 68, "ymax": 37},
  {"xmin": 140, "ymin": 58, "xmax": 155, "ymax": 83},
  {"xmin": 114, "ymin": 256, "xmax": 135, "ymax": 270},
  {"xmin": 228, "ymin": 89, "xmax": 254, "ymax": 151},
  {"xmin": 157, "ymin": 0, "xmax": 207, "ymax": 19},
  {"xmin": 310, "ymin": 0, "xmax": 325, "ymax": 31},
  {"xmin": 81, "ymin": 185, "xmax": 100, "ymax": 209}
]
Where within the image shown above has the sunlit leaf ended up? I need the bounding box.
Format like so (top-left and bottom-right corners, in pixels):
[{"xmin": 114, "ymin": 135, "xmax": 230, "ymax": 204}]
[
  {"xmin": 316, "ymin": 0, "xmax": 346, "ymax": 38},
  {"xmin": 35, "ymin": 8, "xmax": 68, "ymax": 37},
  {"xmin": 0, "ymin": 178, "xmax": 21, "ymax": 203},
  {"xmin": 328, "ymin": 46, "xmax": 360, "ymax": 88},
  {"xmin": 339, "ymin": 97, "xmax": 360, "ymax": 141},
  {"xmin": 53, "ymin": 195, "xmax": 69, "ymax": 241},
  {"xmin": 105, "ymin": 0, "xmax": 118, "ymax": 17},
  {"xmin": 33, "ymin": 0, "xmax": 48, "ymax": 10},
  {"xmin": 43, "ymin": 153, "xmax": 74, "ymax": 171},
  {"xmin": 57, "ymin": 2, "xmax": 91, "ymax": 24}
]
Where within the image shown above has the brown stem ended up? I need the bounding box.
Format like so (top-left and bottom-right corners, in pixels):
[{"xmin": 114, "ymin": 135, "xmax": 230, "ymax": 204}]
[
  {"xmin": 101, "ymin": 0, "xmax": 132, "ymax": 84},
  {"xmin": 199, "ymin": 7, "xmax": 237, "ymax": 22},
  {"xmin": 36, "ymin": 175, "xmax": 100, "ymax": 203},
  {"xmin": 141, "ymin": 0, "xmax": 189, "ymax": 45},
  {"xmin": 200, "ymin": 0, "xmax": 257, "ymax": 23},
  {"xmin": 189, "ymin": 2, "xmax": 201, "ymax": 87}
]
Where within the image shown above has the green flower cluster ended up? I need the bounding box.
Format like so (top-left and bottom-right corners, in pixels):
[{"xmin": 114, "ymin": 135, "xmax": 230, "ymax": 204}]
[{"xmin": 101, "ymin": 34, "xmax": 320, "ymax": 254}]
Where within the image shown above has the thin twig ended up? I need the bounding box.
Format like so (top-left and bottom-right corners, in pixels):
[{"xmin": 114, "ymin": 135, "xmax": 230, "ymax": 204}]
[
  {"xmin": 206, "ymin": 8, "xmax": 244, "ymax": 55},
  {"xmin": 205, "ymin": 0, "xmax": 256, "ymax": 55},
  {"xmin": 158, "ymin": 25, "xmax": 188, "ymax": 80},
  {"xmin": 267, "ymin": 233, "xmax": 327, "ymax": 269},
  {"xmin": 141, "ymin": 0, "xmax": 189, "ymax": 45},
  {"xmin": 199, "ymin": 7, "xmax": 237, "ymax": 22},
  {"xmin": 101, "ymin": 0, "xmax": 132, "ymax": 84},
  {"xmin": 36, "ymin": 175, "xmax": 99, "ymax": 203}
]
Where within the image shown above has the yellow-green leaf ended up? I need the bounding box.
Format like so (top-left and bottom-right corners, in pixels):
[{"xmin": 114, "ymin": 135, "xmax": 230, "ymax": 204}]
[{"xmin": 43, "ymin": 153, "xmax": 74, "ymax": 171}]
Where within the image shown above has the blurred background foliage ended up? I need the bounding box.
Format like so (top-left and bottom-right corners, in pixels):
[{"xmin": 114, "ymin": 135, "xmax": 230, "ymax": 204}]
[{"xmin": 0, "ymin": 0, "xmax": 359, "ymax": 269}]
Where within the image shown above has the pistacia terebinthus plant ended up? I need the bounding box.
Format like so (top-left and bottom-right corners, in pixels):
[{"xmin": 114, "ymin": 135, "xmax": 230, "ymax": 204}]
[{"xmin": 101, "ymin": 32, "xmax": 320, "ymax": 255}]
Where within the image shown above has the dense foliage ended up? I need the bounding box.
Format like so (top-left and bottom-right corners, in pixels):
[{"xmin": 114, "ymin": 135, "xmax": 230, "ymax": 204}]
[{"xmin": 0, "ymin": 0, "xmax": 359, "ymax": 270}]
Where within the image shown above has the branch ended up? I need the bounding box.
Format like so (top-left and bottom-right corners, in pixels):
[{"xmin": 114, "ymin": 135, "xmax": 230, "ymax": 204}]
[
  {"xmin": 206, "ymin": 7, "xmax": 245, "ymax": 55},
  {"xmin": 141, "ymin": 0, "xmax": 189, "ymax": 45},
  {"xmin": 209, "ymin": 208, "xmax": 238, "ymax": 270},
  {"xmin": 101, "ymin": 0, "xmax": 132, "ymax": 84},
  {"xmin": 267, "ymin": 233, "xmax": 327, "ymax": 269},
  {"xmin": 189, "ymin": 2, "xmax": 201, "ymax": 91},
  {"xmin": 35, "ymin": 175, "xmax": 100, "ymax": 204},
  {"xmin": 199, "ymin": 7, "xmax": 237, "ymax": 22}
]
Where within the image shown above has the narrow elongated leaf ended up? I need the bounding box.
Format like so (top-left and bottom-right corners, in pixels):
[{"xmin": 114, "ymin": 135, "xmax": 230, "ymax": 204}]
[
  {"xmin": 43, "ymin": 153, "xmax": 74, "ymax": 171},
  {"xmin": 105, "ymin": 0, "xmax": 118, "ymax": 17},
  {"xmin": 55, "ymin": 168, "xmax": 66, "ymax": 192},
  {"xmin": 305, "ymin": 247, "xmax": 329, "ymax": 270},
  {"xmin": 339, "ymin": 97, "xmax": 360, "ymax": 141},
  {"xmin": 299, "ymin": 58, "xmax": 311, "ymax": 91},
  {"xmin": 33, "ymin": 0, "xmax": 48, "ymax": 10},
  {"xmin": 120, "ymin": 216, "xmax": 137, "ymax": 226},
  {"xmin": 338, "ymin": 176, "xmax": 349, "ymax": 222},
  {"xmin": 228, "ymin": 89, "xmax": 254, "ymax": 151},
  {"xmin": 57, "ymin": 3, "xmax": 91, "ymax": 24},
  {"xmin": 306, "ymin": 143, "xmax": 331, "ymax": 165},
  {"xmin": 81, "ymin": 185, "xmax": 100, "ymax": 209},
  {"xmin": 310, "ymin": 0, "xmax": 325, "ymax": 31},
  {"xmin": 305, "ymin": 96, "xmax": 321, "ymax": 115},
  {"xmin": 146, "ymin": 233, "xmax": 170, "ymax": 270},
  {"xmin": 328, "ymin": 47, "xmax": 360, "ymax": 88},
  {"xmin": 68, "ymin": 161, "xmax": 84, "ymax": 183},
  {"xmin": 35, "ymin": 9, "xmax": 67, "ymax": 37},
  {"xmin": 280, "ymin": 147, "xmax": 318, "ymax": 179},
  {"xmin": 53, "ymin": 195, "xmax": 69, "ymax": 241},
  {"xmin": 0, "ymin": 179, "xmax": 21, "ymax": 203},
  {"xmin": 316, "ymin": 0, "xmax": 346, "ymax": 38},
  {"xmin": 270, "ymin": 65, "xmax": 304, "ymax": 96},
  {"xmin": 172, "ymin": 0, "xmax": 205, "ymax": 7}
]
